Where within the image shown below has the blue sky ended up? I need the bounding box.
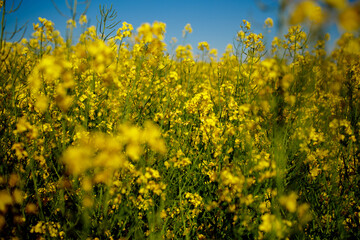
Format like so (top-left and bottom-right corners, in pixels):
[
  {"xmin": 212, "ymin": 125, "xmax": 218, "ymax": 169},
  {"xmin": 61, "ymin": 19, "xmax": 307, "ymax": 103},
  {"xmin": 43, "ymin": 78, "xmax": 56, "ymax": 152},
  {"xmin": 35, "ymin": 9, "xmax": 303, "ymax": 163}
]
[{"xmin": 5, "ymin": 0, "xmax": 341, "ymax": 56}]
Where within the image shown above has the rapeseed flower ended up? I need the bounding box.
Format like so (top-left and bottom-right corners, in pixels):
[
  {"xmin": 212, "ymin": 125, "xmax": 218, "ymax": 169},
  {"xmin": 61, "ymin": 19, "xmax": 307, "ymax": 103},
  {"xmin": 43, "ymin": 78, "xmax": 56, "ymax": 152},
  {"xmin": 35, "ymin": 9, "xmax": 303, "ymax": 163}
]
[
  {"xmin": 137, "ymin": 23, "xmax": 153, "ymax": 42},
  {"xmin": 66, "ymin": 19, "xmax": 76, "ymax": 28},
  {"xmin": 182, "ymin": 23, "xmax": 192, "ymax": 37},
  {"xmin": 325, "ymin": 0, "xmax": 347, "ymax": 10},
  {"xmin": 0, "ymin": 190, "xmax": 12, "ymax": 212},
  {"xmin": 264, "ymin": 17, "xmax": 274, "ymax": 28},
  {"xmin": 339, "ymin": 5, "xmax": 360, "ymax": 31},
  {"xmin": 198, "ymin": 41, "xmax": 210, "ymax": 51},
  {"xmin": 279, "ymin": 192, "xmax": 298, "ymax": 213},
  {"xmin": 242, "ymin": 19, "xmax": 251, "ymax": 30},
  {"xmin": 79, "ymin": 15, "xmax": 87, "ymax": 25},
  {"xmin": 290, "ymin": 1, "xmax": 324, "ymax": 25}
]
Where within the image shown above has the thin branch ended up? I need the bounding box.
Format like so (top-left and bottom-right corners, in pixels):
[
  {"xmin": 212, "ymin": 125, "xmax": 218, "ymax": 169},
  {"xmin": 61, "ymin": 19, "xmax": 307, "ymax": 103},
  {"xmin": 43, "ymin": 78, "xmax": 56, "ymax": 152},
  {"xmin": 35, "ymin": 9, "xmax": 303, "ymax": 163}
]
[
  {"xmin": 6, "ymin": 0, "xmax": 22, "ymax": 14},
  {"xmin": 71, "ymin": 0, "xmax": 77, "ymax": 19},
  {"xmin": 51, "ymin": 0, "xmax": 70, "ymax": 18},
  {"xmin": 6, "ymin": 19, "xmax": 28, "ymax": 41},
  {"xmin": 81, "ymin": 0, "xmax": 91, "ymax": 15},
  {"xmin": 254, "ymin": 0, "xmax": 277, "ymax": 12},
  {"xmin": 65, "ymin": 0, "xmax": 72, "ymax": 10}
]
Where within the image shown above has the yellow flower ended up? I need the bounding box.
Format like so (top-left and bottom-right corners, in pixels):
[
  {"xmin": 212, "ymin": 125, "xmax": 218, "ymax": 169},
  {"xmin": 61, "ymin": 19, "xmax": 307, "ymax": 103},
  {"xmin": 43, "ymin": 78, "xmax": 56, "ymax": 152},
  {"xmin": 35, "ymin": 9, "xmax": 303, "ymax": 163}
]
[
  {"xmin": 0, "ymin": 190, "xmax": 12, "ymax": 212},
  {"xmin": 279, "ymin": 192, "xmax": 298, "ymax": 213},
  {"xmin": 281, "ymin": 73, "xmax": 294, "ymax": 90},
  {"xmin": 123, "ymin": 21, "xmax": 134, "ymax": 31},
  {"xmin": 116, "ymin": 21, "xmax": 134, "ymax": 40},
  {"xmin": 31, "ymin": 221, "xmax": 43, "ymax": 234},
  {"xmin": 12, "ymin": 189, "xmax": 23, "ymax": 204},
  {"xmin": 237, "ymin": 30, "xmax": 245, "ymax": 40},
  {"xmin": 152, "ymin": 21, "xmax": 166, "ymax": 40},
  {"xmin": 11, "ymin": 143, "xmax": 28, "ymax": 159},
  {"xmin": 259, "ymin": 213, "xmax": 275, "ymax": 232},
  {"xmin": 310, "ymin": 166, "xmax": 321, "ymax": 178},
  {"xmin": 325, "ymin": 0, "xmax": 347, "ymax": 10},
  {"xmin": 15, "ymin": 117, "xmax": 31, "ymax": 134},
  {"xmin": 183, "ymin": 23, "xmax": 192, "ymax": 37},
  {"xmin": 176, "ymin": 44, "xmax": 193, "ymax": 59},
  {"xmin": 37, "ymin": 55, "xmax": 62, "ymax": 81},
  {"xmin": 160, "ymin": 209, "xmax": 167, "ymax": 219},
  {"xmin": 82, "ymin": 177, "xmax": 93, "ymax": 192},
  {"xmin": 137, "ymin": 23, "xmax": 153, "ymax": 42},
  {"xmin": 143, "ymin": 121, "xmax": 167, "ymax": 154},
  {"xmin": 198, "ymin": 41, "xmax": 210, "ymax": 51},
  {"xmin": 168, "ymin": 71, "xmax": 179, "ymax": 81},
  {"xmin": 265, "ymin": 17, "xmax": 274, "ymax": 28},
  {"xmin": 8, "ymin": 173, "xmax": 19, "ymax": 187},
  {"xmin": 209, "ymin": 48, "xmax": 217, "ymax": 57},
  {"xmin": 79, "ymin": 15, "xmax": 87, "ymax": 25},
  {"xmin": 61, "ymin": 146, "xmax": 93, "ymax": 175},
  {"xmin": 67, "ymin": 19, "xmax": 76, "ymax": 28},
  {"xmin": 35, "ymin": 95, "xmax": 49, "ymax": 113},
  {"xmin": 297, "ymin": 203, "xmax": 312, "ymax": 224},
  {"xmin": 290, "ymin": 1, "xmax": 324, "ymax": 25},
  {"xmin": 25, "ymin": 203, "xmax": 38, "ymax": 214},
  {"xmin": 242, "ymin": 19, "xmax": 251, "ymax": 30},
  {"xmin": 339, "ymin": 5, "xmax": 360, "ymax": 31},
  {"xmin": 126, "ymin": 143, "xmax": 142, "ymax": 160}
]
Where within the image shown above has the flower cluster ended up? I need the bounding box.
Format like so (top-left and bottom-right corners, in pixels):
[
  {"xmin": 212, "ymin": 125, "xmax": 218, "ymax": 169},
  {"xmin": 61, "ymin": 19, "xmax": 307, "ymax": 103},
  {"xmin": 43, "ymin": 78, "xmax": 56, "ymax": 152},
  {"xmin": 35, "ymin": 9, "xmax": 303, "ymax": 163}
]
[{"xmin": 1, "ymin": 4, "xmax": 360, "ymax": 239}]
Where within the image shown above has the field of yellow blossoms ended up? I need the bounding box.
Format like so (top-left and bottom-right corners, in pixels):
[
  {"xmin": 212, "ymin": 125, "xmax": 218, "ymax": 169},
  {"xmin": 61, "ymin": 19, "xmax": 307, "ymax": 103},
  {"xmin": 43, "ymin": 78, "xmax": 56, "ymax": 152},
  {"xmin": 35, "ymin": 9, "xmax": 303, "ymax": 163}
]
[{"xmin": 1, "ymin": 0, "xmax": 360, "ymax": 239}]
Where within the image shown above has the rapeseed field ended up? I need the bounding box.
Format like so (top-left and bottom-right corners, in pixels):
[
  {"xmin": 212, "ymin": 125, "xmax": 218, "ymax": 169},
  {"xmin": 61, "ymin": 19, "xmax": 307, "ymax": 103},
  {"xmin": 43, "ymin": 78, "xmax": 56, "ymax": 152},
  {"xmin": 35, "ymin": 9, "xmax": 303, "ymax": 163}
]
[{"xmin": 1, "ymin": 0, "xmax": 360, "ymax": 239}]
